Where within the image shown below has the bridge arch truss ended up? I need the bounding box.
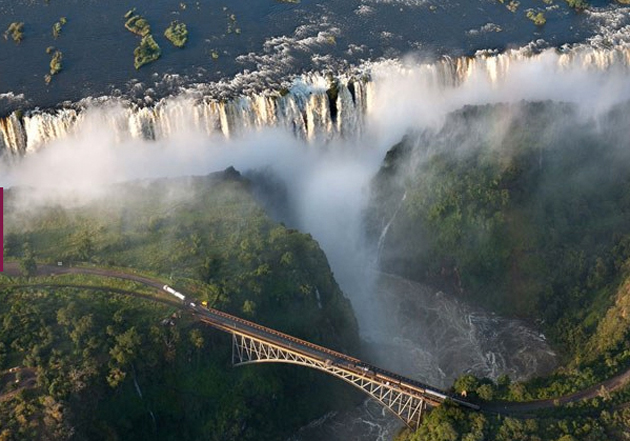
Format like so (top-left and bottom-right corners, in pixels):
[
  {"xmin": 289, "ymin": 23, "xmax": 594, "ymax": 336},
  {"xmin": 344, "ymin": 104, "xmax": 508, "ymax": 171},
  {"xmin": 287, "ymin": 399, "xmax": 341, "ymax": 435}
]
[{"xmin": 231, "ymin": 332, "xmax": 430, "ymax": 428}]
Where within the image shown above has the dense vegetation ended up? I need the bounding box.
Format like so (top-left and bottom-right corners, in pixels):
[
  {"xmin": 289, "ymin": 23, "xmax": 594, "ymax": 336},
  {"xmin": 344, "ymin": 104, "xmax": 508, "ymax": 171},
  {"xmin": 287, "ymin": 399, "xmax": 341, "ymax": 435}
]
[
  {"xmin": 1, "ymin": 169, "xmax": 360, "ymax": 440},
  {"xmin": 395, "ymin": 400, "xmax": 630, "ymax": 441},
  {"xmin": 164, "ymin": 21, "xmax": 188, "ymax": 48},
  {"xmin": 565, "ymin": 0, "xmax": 589, "ymax": 10},
  {"xmin": 49, "ymin": 50, "xmax": 63, "ymax": 75},
  {"xmin": 124, "ymin": 11, "xmax": 162, "ymax": 69},
  {"xmin": 368, "ymin": 101, "xmax": 630, "ymax": 439},
  {"xmin": 526, "ymin": 10, "xmax": 547, "ymax": 25},
  {"xmin": 133, "ymin": 35, "xmax": 161, "ymax": 70},
  {"xmin": 124, "ymin": 14, "xmax": 151, "ymax": 37}
]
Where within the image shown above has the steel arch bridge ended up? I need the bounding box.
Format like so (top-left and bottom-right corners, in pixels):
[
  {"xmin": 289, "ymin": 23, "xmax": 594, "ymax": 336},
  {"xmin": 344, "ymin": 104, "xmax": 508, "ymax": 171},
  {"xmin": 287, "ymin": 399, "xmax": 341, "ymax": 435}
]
[{"xmin": 191, "ymin": 301, "xmax": 479, "ymax": 429}]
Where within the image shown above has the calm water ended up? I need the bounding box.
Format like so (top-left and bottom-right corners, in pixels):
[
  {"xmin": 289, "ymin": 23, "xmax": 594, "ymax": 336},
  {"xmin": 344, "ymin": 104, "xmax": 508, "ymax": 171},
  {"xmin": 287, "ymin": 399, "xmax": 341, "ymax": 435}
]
[{"xmin": 0, "ymin": 0, "xmax": 615, "ymax": 113}]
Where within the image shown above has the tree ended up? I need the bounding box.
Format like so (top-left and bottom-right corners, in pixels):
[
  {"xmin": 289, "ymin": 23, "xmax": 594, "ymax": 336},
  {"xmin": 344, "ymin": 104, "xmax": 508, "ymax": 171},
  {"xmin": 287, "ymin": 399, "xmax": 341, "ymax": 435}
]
[
  {"xmin": 19, "ymin": 243, "xmax": 37, "ymax": 277},
  {"xmin": 242, "ymin": 300, "xmax": 256, "ymax": 317},
  {"xmin": 476, "ymin": 383, "xmax": 495, "ymax": 401},
  {"xmin": 72, "ymin": 230, "xmax": 94, "ymax": 261},
  {"xmin": 109, "ymin": 327, "xmax": 141, "ymax": 365},
  {"xmin": 453, "ymin": 374, "xmax": 479, "ymax": 396},
  {"xmin": 189, "ymin": 329, "xmax": 204, "ymax": 350}
]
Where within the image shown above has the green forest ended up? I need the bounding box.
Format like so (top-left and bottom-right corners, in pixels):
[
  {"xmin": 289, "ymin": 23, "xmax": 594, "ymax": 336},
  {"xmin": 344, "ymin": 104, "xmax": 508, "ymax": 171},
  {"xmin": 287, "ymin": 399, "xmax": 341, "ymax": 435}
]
[
  {"xmin": 0, "ymin": 168, "xmax": 360, "ymax": 440},
  {"xmin": 369, "ymin": 101, "xmax": 630, "ymax": 440}
]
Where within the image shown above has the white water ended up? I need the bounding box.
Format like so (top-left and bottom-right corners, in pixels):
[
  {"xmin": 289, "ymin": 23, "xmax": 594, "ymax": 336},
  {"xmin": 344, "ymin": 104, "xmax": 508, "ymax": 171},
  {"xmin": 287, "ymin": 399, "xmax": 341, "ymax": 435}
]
[{"xmin": 2, "ymin": 42, "xmax": 630, "ymax": 158}]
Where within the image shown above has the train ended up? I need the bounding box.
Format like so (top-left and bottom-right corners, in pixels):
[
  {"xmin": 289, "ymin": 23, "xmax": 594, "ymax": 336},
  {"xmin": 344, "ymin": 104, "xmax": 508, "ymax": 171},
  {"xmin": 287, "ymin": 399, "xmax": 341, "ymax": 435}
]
[
  {"xmin": 352, "ymin": 362, "xmax": 480, "ymax": 410},
  {"xmin": 163, "ymin": 285, "xmax": 196, "ymax": 307},
  {"xmin": 161, "ymin": 284, "xmax": 480, "ymax": 411}
]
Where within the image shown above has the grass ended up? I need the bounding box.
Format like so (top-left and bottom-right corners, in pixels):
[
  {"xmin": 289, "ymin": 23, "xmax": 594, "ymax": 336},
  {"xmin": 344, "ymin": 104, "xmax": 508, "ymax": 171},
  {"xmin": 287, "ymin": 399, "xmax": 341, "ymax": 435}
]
[
  {"xmin": 133, "ymin": 34, "xmax": 161, "ymax": 69},
  {"xmin": 164, "ymin": 20, "xmax": 188, "ymax": 48}
]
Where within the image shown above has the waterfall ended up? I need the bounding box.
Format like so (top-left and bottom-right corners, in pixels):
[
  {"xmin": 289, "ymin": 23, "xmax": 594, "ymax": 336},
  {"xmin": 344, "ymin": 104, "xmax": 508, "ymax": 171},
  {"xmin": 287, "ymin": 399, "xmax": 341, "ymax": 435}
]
[
  {"xmin": 1, "ymin": 43, "xmax": 629, "ymax": 158},
  {"xmin": 0, "ymin": 112, "xmax": 27, "ymax": 156},
  {"xmin": 0, "ymin": 76, "xmax": 372, "ymax": 156}
]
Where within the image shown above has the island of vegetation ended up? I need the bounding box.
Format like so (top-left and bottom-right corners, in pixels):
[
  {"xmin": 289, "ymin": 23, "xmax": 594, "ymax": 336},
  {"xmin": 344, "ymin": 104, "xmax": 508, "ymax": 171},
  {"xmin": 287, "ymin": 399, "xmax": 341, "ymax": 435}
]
[
  {"xmin": 133, "ymin": 34, "xmax": 161, "ymax": 69},
  {"xmin": 3, "ymin": 22, "xmax": 24, "ymax": 44},
  {"xmin": 44, "ymin": 49, "xmax": 63, "ymax": 84},
  {"xmin": 124, "ymin": 13, "xmax": 151, "ymax": 37},
  {"xmin": 496, "ymin": 0, "xmax": 521, "ymax": 13},
  {"xmin": 526, "ymin": 10, "xmax": 547, "ymax": 25},
  {"xmin": 565, "ymin": 0, "xmax": 589, "ymax": 10},
  {"xmin": 0, "ymin": 168, "xmax": 360, "ymax": 440},
  {"xmin": 123, "ymin": 11, "xmax": 161, "ymax": 69},
  {"xmin": 49, "ymin": 50, "xmax": 63, "ymax": 75},
  {"xmin": 52, "ymin": 17, "xmax": 67, "ymax": 39},
  {"xmin": 164, "ymin": 20, "xmax": 188, "ymax": 47},
  {"xmin": 369, "ymin": 100, "xmax": 630, "ymax": 440}
]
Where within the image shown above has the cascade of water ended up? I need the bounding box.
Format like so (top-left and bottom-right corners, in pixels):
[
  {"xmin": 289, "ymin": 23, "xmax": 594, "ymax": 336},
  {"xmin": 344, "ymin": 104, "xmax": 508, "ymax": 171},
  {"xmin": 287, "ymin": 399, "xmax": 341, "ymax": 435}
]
[
  {"xmin": 1, "ymin": 43, "xmax": 629, "ymax": 158},
  {"xmin": 22, "ymin": 109, "xmax": 81, "ymax": 153},
  {"xmin": 0, "ymin": 113, "xmax": 26, "ymax": 156}
]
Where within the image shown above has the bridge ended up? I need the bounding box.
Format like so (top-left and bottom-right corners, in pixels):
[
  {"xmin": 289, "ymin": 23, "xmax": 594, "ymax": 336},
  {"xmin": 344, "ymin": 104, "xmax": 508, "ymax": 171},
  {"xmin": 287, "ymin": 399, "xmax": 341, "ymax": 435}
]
[{"xmin": 163, "ymin": 285, "xmax": 479, "ymax": 429}]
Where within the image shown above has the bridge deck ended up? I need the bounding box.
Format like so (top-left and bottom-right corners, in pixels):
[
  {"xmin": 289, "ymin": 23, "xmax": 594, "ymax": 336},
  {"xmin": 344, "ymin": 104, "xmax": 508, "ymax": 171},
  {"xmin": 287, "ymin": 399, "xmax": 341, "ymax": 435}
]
[{"xmin": 191, "ymin": 303, "xmax": 458, "ymax": 407}]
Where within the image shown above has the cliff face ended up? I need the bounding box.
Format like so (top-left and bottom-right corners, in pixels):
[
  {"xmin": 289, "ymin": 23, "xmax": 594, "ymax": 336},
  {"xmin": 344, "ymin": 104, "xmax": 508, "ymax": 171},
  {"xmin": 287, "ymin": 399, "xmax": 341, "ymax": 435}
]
[
  {"xmin": 370, "ymin": 101, "xmax": 630, "ymax": 441},
  {"xmin": 367, "ymin": 100, "xmax": 630, "ymax": 351}
]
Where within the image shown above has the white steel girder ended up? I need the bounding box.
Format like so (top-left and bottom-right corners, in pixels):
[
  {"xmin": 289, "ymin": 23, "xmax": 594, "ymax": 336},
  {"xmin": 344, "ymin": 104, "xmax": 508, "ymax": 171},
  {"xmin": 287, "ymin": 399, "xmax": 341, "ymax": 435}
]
[{"xmin": 231, "ymin": 333, "xmax": 428, "ymax": 428}]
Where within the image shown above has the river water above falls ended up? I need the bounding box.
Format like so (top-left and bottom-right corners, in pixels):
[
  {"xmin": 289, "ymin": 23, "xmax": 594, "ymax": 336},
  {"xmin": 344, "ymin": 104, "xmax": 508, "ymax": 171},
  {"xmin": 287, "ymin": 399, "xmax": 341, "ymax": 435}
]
[{"xmin": 1, "ymin": 0, "xmax": 626, "ymax": 113}]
